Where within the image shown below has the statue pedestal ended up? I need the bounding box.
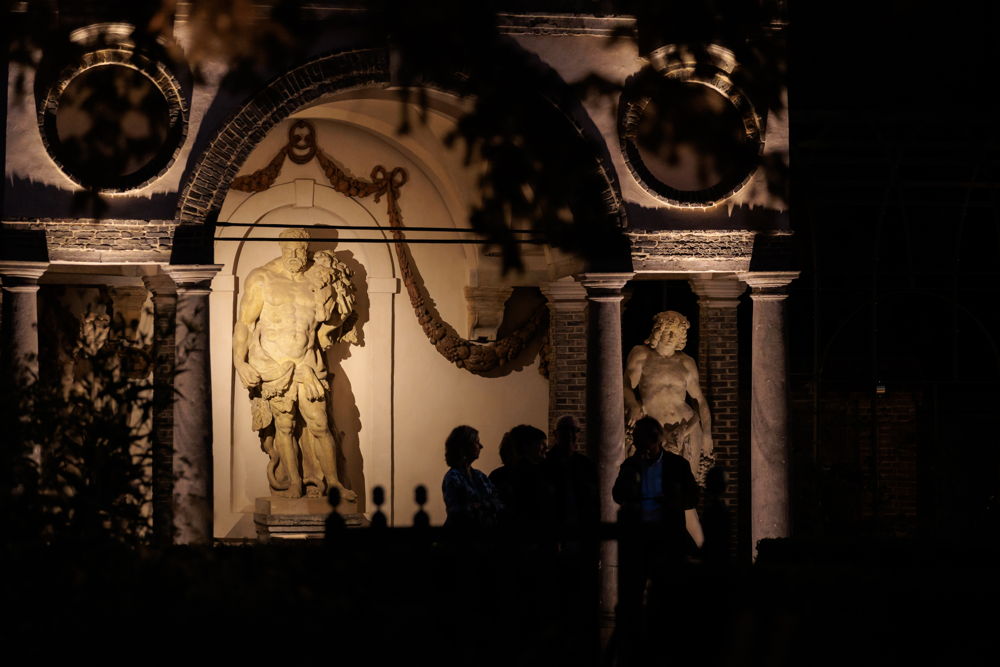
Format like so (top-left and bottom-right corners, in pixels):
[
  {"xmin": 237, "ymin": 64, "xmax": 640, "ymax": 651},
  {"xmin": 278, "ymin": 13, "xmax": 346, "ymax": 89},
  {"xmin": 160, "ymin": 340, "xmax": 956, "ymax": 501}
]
[{"xmin": 253, "ymin": 496, "xmax": 366, "ymax": 542}]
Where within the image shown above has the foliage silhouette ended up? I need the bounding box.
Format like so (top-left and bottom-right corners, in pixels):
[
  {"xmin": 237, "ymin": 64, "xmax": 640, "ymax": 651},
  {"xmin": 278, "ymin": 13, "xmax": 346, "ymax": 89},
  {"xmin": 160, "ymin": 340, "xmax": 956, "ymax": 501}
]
[{"xmin": 1, "ymin": 328, "xmax": 154, "ymax": 548}]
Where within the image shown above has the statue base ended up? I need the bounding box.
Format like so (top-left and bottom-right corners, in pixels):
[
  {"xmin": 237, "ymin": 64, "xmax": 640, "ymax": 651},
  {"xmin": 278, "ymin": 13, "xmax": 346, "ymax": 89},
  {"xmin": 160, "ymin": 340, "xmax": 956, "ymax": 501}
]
[{"xmin": 253, "ymin": 495, "xmax": 366, "ymax": 542}]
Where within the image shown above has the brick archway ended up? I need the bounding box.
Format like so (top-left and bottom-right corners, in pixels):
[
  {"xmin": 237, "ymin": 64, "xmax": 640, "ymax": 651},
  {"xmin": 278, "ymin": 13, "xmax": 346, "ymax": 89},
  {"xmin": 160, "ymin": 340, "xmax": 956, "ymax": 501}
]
[
  {"xmin": 176, "ymin": 48, "xmax": 624, "ymax": 228},
  {"xmin": 177, "ymin": 49, "xmax": 391, "ymax": 224}
]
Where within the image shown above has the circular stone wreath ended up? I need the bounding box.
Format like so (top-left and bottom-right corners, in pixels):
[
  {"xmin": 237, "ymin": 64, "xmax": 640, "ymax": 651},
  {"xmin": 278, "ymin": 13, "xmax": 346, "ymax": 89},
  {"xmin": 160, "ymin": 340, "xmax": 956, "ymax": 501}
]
[
  {"xmin": 36, "ymin": 24, "xmax": 188, "ymax": 192},
  {"xmin": 618, "ymin": 44, "xmax": 763, "ymax": 208}
]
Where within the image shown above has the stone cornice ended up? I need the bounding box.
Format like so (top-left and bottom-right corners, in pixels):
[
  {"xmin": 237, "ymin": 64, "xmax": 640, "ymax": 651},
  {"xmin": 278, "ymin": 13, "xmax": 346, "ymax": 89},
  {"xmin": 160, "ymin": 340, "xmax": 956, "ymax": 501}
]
[
  {"xmin": 496, "ymin": 12, "xmax": 634, "ymax": 36},
  {"xmin": 163, "ymin": 264, "xmax": 224, "ymax": 291},
  {"xmin": 738, "ymin": 270, "xmax": 799, "ymax": 300},
  {"xmin": 689, "ymin": 274, "xmax": 746, "ymax": 308},
  {"xmin": 540, "ymin": 277, "xmax": 587, "ymax": 310},
  {"xmin": 576, "ymin": 272, "xmax": 634, "ymax": 290},
  {"xmin": 576, "ymin": 272, "xmax": 634, "ymax": 300},
  {"xmin": 0, "ymin": 260, "xmax": 50, "ymax": 285}
]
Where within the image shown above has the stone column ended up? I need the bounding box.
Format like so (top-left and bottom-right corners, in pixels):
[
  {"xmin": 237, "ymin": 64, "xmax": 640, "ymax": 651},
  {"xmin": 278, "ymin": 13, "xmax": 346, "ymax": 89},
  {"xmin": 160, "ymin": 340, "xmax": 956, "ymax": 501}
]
[
  {"xmin": 689, "ymin": 274, "xmax": 745, "ymax": 550},
  {"xmin": 163, "ymin": 264, "xmax": 223, "ymax": 545},
  {"xmin": 0, "ymin": 261, "xmax": 49, "ymax": 381},
  {"xmin": 578, "ymin": 271, "xmax": 633, "ymax": 621},
  {"xmin": 143, "ymin": 272, "xmax": 178, "ymax": 546},
  {"xmin": 737, "ymin": 271, "xmax": 799, "ymax": 558},
  {"xmin": 540, "ymin": 277, "xmax": 588, "ymax": 439}
]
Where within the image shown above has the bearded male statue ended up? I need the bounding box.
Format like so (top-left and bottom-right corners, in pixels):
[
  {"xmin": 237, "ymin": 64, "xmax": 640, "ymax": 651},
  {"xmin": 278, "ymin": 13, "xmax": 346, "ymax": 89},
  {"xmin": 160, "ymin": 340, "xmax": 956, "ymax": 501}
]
[
  {"xmin": 624, "ymin": 311, "xmax": 714, "ymax": 482},
  {"xmin": 233, "ymin": 228, "xmax": 359, "ymax": 500}
]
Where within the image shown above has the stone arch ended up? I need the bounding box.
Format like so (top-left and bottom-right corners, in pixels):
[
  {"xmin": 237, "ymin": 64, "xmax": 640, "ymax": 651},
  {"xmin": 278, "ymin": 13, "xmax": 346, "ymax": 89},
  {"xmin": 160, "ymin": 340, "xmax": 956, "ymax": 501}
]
[{"xmin": 176, "ymin": 47, "xmax": 625, "ymax": 230}]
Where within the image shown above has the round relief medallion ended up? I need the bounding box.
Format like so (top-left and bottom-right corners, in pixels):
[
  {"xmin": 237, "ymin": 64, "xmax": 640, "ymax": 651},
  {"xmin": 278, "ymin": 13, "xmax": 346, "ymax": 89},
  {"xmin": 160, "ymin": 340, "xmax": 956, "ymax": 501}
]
[
  {"xmin": 36, "ymin": 24, "xmax": 189, "ymax": 192},
  {"xmin": 619, "ymin": 45, "xmax": 763, "ymax": 207}
]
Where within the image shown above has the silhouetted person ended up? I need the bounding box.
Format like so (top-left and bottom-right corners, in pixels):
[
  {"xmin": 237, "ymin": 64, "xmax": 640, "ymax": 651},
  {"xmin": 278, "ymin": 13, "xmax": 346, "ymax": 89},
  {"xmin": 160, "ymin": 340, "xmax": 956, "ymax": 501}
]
[
  {"xmin": 543, "ymin": 416, "xmax": 599, "ymax": 539},
  {"xmin": 442, "ymin": 425, "xmax": 502, "ymax": 530},
  {"xmin": 505, "ymin": 424, "xmax": 553, "ymax": 534},
  {"xmin": 488, "ymin": 430, "xmax": 517, "ymax": 522},
  {"xmin": 613, "ymin": 417, "xmax": 702, "ymax": 666},
  {"xmin": 701, "ymin": 466, "xmax": 731, "ymax": 565}
]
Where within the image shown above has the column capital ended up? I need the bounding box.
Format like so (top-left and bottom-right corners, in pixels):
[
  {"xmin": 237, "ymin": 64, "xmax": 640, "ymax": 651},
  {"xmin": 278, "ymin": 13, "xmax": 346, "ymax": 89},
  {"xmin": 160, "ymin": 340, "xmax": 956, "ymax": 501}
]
[
  {"xmin": 0, "ymin": 260, "xmax": 49, "ymax": 289},
  {"xmin": 163, "ymin": 264, "xmax": 224, "ymax": 293},
  {"xmin": 689, "ymin": 274, "xmax": 746, "ymax": 308},
  {"xmin": 737, "ymin": 271, "xmax": 799, "ymax": 301},
  {"xmin": 576, "ymin": 272, "xmax": 634, "ymax": 300},
  {"xmin": 540, "ymin": 277, "xmax": 587, "ymax": 311}
]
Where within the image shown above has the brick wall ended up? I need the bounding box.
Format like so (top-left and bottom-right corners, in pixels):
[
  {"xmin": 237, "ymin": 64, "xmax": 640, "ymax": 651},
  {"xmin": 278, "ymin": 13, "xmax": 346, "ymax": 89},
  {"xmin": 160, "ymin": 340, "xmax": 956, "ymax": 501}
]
[
  {"xmin": 3, "ymin": 219, "xmax": 175, "ymax": 262},
  {"xmin": 790, "ymin": 387, "xmax": 920, "ymax": 537},
  {"xmin": 856, "ymin": 391, "xmax": 920, "ymax": 533},
  {"xmin": 628, "ymin": 230, "xmax": 756, "ymax": 273},
  {"xmin": 698, "ymin": 302, "xmax": 741, "ymax": 545},
  {"xmin": 547, "ymin": 304, "xmax": 588, "ymax": 443}
]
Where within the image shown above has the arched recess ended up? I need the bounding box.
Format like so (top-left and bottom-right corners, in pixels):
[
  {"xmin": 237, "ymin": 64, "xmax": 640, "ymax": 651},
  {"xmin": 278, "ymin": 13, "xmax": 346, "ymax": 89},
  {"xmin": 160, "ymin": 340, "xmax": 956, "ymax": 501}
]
[
  {"xmin": 192, "ymin": 46, "xmax": 627, "ymax": 536},
  {"xmin": 176, "ymin": 47, "xmax": 625, "ymax": 235},
  {"xmin": 210, "ymin": 179, "xmax": 399, "ymax": 538}
]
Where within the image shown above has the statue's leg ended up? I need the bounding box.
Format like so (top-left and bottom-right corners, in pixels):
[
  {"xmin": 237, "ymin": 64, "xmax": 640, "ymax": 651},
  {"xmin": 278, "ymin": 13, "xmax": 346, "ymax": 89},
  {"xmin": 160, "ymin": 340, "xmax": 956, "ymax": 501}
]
[
  {"xmin": 271, "ymin": 397, "xmax": 302, "ymax": 498},
  {"xmin": 298, "ymin": 389, "xmax": 357, "ymax": 502},
  {"xmin": 298, "ymin": 428, "xmax": 324, "ymax": 494}
]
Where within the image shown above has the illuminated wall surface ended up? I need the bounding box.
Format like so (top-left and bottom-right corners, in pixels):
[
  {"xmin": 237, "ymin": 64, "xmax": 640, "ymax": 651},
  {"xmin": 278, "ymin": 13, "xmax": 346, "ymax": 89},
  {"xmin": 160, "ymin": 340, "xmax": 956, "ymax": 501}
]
[{"xmin": 214, "ymin": 114, "xmax": 550, "ymax": 535}]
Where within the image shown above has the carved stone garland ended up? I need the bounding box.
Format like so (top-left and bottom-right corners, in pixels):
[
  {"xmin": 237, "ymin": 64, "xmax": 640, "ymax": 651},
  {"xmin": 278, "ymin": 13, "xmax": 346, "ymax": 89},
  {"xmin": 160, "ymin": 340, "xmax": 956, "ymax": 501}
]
[{"xmin": 230, "ymin": 120, "xmax": 548, "ymax": 375}]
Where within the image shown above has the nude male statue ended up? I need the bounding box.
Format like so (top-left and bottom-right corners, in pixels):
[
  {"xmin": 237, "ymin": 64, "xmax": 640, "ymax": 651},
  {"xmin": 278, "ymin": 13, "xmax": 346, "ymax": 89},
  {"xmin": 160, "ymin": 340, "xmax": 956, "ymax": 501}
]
[
  {"xmin": 233, "ymin": 228, "xmax": 358, "ymax": 500},
  {"xmin": 624, "ymin": 311, "xmax": 713, "ymax": 482}
]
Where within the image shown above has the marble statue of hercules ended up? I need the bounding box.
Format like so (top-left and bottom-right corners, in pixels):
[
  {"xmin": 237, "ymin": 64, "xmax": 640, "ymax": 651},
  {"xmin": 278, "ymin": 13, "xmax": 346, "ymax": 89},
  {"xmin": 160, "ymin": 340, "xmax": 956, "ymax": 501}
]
[
  {"xmin": 623, "ymin": 311, "xmax": 714, "ymax": 481},
  {"xmin": 233, "ymin": 228, "xmax": 358, "ymax": 500}
]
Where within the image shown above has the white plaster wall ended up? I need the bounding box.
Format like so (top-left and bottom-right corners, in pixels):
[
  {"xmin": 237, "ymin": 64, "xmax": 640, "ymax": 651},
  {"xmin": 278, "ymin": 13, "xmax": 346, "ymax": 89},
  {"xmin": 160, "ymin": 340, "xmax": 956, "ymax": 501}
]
[{"xmin": 212, "ymin": 114, "xmax": 548, "ymax": 537}]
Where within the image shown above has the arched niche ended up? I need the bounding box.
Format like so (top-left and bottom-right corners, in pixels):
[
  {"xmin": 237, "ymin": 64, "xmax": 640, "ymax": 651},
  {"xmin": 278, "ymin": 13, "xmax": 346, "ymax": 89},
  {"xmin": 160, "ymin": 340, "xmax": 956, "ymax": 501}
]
[
  {"xmin": 211, "ymin": 177, "xmax": 398, "ymax": 538},
  {"xmin": 210, "ymin": 108, "xmax": 550, "ymax": 537}
]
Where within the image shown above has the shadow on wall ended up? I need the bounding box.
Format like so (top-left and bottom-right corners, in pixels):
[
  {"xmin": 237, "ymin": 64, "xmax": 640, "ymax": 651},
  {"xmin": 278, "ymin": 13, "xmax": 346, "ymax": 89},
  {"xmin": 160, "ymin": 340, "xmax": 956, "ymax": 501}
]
[{"xmin": 324, "ymin": 247, "xmax": 369, "ymax": 514}]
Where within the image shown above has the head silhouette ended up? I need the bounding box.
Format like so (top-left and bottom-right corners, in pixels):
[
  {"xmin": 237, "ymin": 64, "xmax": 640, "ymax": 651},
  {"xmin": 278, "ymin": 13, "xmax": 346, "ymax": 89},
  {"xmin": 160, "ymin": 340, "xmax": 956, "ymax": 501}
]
[
  {"xmin": 445, "ymin": 425, "xmax": 481, "ymax": 468},
  {"xmin": 553, "ymin": 415, "xmax": 581, "ymax": 452},
  {"xmin": 508, "ymin": 424, "xmax": 547, "ymax": 464},
  {"xmin": 632, "ymin": 416, "xmax": 664, "ymax": 461}
]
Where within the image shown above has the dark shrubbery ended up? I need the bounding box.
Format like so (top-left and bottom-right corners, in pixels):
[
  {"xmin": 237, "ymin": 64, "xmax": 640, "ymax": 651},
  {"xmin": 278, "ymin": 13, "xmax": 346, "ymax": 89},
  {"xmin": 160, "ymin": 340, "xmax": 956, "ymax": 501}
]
[{"xmin": 0, "ymin": 342, "xmax": 153, "ymax": 548}]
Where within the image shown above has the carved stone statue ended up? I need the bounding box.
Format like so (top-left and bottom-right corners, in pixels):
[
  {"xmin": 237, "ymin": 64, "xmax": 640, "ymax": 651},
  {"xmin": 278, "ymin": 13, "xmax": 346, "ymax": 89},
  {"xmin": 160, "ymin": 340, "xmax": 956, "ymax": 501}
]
[
  {"xmin": 624, "ymin": 311, "xmax": 713, "ymax": 482},
  {"xmin": 233, "ymin": 228, "xmax": 359, "ymax": 500}
]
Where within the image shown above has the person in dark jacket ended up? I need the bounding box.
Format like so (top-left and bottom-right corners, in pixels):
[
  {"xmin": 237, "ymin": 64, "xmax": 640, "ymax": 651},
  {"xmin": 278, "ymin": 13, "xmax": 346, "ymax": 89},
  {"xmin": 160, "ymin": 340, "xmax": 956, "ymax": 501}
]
[
  {"xmin": 612, "ymin": 416, "xmax": 703, "ymax": 665},
  {"xmin": 488, "ymin": 430, "xmax": 517, "ymax": 522},
  {"xmin": 504, "ymin": 424, "xmax": 553, "ymax": 534},
  {"xmin": 613, "ymin": 416, "xmax": 703, "ymax": 549},
  {"xmin": 543, "ymin": 416, "xmax": 598, "ymax": 536}
]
